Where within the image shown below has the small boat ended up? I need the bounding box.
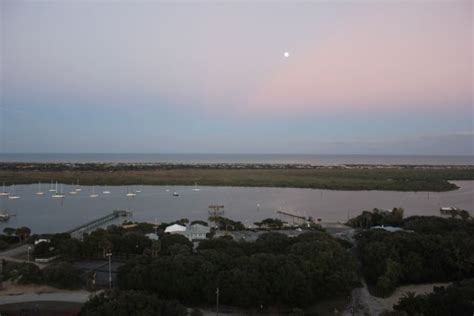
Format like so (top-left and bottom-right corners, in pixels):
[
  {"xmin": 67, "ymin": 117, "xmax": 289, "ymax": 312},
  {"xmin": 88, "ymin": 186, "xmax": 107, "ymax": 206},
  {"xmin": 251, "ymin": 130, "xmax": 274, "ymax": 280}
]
[
  {"xmin": 48, "ymin": 180, "xmax": 56, "ymax": 192},
  {"xmin": 192, "ymin": 182, "xmax": 201, "ymax": 191},
  {"xmin": 173, "ymin": 192, "xmax": 179, "ymax": 197},
  {"xmin": 52, "ymin": 182, "xmax": 65, "ymax": 198},
  {"xmin": 36, "ymin": 182, "xmax": 44, "ymax": 196},
  {"xmin": 126, "ymin": 187, "xmax": 136, "ymax": 197},
  {"xmin": 0, "ymin": 211, "xmax": 10, "ymax": 222},
  {"xmin": 8, "ymin": 185, "xmax": 20, "ymax": 200},
  {"xmin": 0, "ymin": 183, "xmax": 10, "ymax": 196},
  {"xmin": 102, "ymin": 191, "xmax": 111, "ymax": 194},
  {"xmin": 69, "ymin": 190, "xmax": 78, "ymax": 195},
  {"xmin": 165, "ymin": 189, "xmax": 170, "ymax": 192},
  {"xmin": 135, "ymin": 189, "xmax": 142, "ymax": 193},
  {"xmin": 75, "ymin": 188, "xmax": 82, "ymax": 192},
  {"xmin": 90, "ymin": 186, "xmax": 99, "ymax": 198}
]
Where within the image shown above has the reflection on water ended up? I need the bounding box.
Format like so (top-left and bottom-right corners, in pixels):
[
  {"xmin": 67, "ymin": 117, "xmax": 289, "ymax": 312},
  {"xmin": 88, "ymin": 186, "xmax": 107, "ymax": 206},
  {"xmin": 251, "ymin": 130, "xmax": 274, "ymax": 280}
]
[{"xmin": 0, "ymin": 181, "xmax": 472, "ymax": 234}]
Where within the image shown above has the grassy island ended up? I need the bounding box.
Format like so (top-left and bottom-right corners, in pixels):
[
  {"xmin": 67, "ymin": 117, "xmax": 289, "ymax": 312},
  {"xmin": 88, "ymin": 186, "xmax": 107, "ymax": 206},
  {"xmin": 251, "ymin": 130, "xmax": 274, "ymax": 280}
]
[{"xmin": 0, "ymin": 162, "xmax": 473, "ymax": 191}]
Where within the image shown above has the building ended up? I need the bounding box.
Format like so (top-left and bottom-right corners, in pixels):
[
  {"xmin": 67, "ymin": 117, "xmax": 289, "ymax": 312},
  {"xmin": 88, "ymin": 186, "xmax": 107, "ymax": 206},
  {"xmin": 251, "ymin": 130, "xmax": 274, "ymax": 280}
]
[
  {"xmin": 163, "ymin": 223, "xmax": 210, "ymax": 241},
  {"xmin": 182, "ymin": 224, "xmax": 210, "ymax": 241}
]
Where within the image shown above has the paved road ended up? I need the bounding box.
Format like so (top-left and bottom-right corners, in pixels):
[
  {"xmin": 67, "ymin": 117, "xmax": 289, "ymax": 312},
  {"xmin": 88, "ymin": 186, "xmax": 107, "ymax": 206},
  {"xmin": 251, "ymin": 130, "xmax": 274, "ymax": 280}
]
[
  {"xmin": 0, "ymin": 244, "xmax": 47, "ymax": 269},
  {"xmin": 0, "ymin": 291, "xmax": 91, "ymax": 305}
]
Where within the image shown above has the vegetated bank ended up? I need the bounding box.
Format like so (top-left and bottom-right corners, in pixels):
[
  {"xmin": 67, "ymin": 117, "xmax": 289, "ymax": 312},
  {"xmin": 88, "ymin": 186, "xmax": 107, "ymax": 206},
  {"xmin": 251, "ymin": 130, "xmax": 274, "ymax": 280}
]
[{"xmin": 0, "ymin": 162, "xmax": 473, "ymax": 191}]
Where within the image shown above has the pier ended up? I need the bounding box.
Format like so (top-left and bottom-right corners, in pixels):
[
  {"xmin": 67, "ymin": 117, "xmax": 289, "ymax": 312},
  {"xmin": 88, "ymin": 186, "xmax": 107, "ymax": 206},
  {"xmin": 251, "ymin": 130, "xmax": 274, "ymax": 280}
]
[
  {"xmin": 276, "ymin": 210, "xmax": 307, "ymax": 221},
  {"xmin": 67, "ymin": 210, "xmax": 130, "ymax": 239}
]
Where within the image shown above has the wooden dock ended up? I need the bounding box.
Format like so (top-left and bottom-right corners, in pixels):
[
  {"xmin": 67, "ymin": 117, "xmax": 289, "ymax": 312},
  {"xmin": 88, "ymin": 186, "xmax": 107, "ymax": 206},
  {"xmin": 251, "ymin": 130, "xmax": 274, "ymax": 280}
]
[{"xmin": 67, "ymin": 210, "xmax": 130, "ymax": 239}]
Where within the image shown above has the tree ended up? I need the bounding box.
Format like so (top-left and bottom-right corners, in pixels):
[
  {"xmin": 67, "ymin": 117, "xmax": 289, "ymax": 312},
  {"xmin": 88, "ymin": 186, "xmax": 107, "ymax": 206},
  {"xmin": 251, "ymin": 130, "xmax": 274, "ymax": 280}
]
[
  {"xmin": 3, "ymin": 227, "xmax": 15, "ymax": 236},
  {"xmin": 15, "ymin": 227, "xmax": 31, "ymax": 242},
  {"xmin": 43, "ymin": 262, "xmax": 83, "ymax": 289}
]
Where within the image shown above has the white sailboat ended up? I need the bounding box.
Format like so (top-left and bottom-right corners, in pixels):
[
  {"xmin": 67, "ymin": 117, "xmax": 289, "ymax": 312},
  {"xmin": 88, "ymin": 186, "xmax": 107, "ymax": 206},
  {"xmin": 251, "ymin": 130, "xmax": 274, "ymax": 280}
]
[
  {"xmin": 36, "ymin": 182, "xmax": 44, "ymax": 195},
  {"xmin": 192, "ymin": 182, "xmax": 201, "ymax": 191},
  {"xmin": 69, "ymin": 182, "xmax": 78, "ymax": 194},
  {"xmin": 75, "ymin": 181, "xmax": 82, "ymax": 192},
  {"xmin": 8, "ymin": 185, "xmax": 20, "ymax": 200},
  {"xmin": 52, "ymin": 182, "xmax": 65, "ymax": 198},
  {"xmin": 126, "ymin": 187, "xmax": 136, "ymax": 197},
  {"xmin": 48, "ymin": 180, "xmax": 56, "ymax": 192},
  {"xmin": 90, "ymin": 186, "xmax": 99, "ymax": 198},
  {"xmin": 102, "ymin": 188, "xmax": 111, "ymax": 194},
  {"xmin": 0, "ymin": 183, "xmax": 10, "ymax": 196}
]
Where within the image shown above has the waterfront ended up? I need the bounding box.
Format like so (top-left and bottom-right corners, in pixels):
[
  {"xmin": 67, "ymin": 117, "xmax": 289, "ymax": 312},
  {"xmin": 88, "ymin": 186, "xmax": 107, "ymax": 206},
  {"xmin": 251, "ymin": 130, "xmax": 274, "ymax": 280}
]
[
  {"xmin": 0, "ymin": 181, "xmax": 472, "ymax": 234},
  {"xmin": 1, "ymin": 153, "xmax": 473, "ymax": 165}
]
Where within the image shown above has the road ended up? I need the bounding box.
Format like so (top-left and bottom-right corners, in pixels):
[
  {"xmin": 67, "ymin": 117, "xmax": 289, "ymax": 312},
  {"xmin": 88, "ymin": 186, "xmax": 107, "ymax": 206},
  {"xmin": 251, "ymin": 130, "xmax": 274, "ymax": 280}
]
[
  {"xmin": 0, "ymin": 291, "xmax": 90, "ymax": 305},
  {"xmin": 0, "ymin": 244, "xmax": 47, "ymax": 269}
]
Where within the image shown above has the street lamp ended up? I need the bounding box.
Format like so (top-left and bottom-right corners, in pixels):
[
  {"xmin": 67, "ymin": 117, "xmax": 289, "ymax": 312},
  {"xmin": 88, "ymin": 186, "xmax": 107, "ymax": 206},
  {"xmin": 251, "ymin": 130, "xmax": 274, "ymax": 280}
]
[
  {"xmin": 27, "ymin": 246, "xmax": 32, "ymax": 262},
  {"xmin": 105, "ymin": 252, "xmax": 112, "ymax": 288}
]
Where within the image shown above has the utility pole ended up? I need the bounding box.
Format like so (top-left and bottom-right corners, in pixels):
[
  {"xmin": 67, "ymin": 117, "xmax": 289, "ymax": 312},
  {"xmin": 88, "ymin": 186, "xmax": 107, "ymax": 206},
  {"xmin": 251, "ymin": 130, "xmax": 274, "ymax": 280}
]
[
  {"xmin": 27, "ymin": 246, "xmax": 32, "ymax": 262},
  {"xmin": 106, "ymin": 252, "xmax": 112, "ymax": 288},
  {"xmin": 216, "ymin": 287, "xmax": 219, "ymax": 316}
]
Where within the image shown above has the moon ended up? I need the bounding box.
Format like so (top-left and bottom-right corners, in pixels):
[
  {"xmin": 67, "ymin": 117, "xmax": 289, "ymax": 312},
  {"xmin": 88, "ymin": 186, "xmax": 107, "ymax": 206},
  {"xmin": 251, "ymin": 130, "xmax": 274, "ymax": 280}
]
[{"xmin": 284, "ymin": 52, "xmax": 290, "ymax": 58}]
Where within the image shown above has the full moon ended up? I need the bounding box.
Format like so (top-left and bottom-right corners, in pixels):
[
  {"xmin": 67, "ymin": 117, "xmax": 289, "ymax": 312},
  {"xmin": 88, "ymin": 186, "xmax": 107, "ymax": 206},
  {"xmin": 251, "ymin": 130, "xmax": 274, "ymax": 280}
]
[{"xmin": 284, "ymin": 52, "xmax": 290, "ymax": 58}]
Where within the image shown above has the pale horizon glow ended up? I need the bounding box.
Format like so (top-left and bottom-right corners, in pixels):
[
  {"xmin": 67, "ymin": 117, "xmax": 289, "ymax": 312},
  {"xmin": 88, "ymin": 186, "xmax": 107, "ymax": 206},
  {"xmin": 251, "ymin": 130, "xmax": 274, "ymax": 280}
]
[{"xmin": 0, "ymin": 0, "xmax": 472, "ymax": 155}]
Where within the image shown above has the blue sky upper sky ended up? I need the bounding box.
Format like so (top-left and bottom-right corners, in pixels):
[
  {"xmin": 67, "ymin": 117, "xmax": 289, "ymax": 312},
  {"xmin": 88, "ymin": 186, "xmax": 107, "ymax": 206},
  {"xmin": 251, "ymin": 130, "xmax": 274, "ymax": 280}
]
[{"xmin": 1, "ymin": 0, "xmax": 473, "ymax": 155}]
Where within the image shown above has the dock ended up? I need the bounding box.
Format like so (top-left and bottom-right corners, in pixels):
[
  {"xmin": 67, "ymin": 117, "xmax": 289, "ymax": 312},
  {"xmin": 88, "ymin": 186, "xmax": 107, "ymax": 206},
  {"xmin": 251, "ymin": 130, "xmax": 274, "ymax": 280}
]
[
  {"xmin": 67, "ymin": 209, "xmax": 130, "ymax": 239},
  {"xmin": 276, "ymin": 210, "xmax": 307, "ymax": 221}
]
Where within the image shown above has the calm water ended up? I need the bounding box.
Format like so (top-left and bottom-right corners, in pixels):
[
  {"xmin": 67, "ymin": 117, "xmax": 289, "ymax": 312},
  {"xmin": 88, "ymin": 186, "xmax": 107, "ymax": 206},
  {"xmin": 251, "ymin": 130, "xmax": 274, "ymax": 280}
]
[
  {"xmin": 0, "ymin": 153, "xmax": 473, "ymax": 165},
  {"xmin": 0, "ymin": 182, "xmax": 472, "ymax": 234}
]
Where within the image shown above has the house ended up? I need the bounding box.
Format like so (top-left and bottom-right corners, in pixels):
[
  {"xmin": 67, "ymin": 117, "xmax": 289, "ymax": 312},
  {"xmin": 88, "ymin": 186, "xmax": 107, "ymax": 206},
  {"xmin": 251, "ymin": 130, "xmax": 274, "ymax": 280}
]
[{"xmin": 182, "ymin": 224, "xmax": 210, "ymax": 241}]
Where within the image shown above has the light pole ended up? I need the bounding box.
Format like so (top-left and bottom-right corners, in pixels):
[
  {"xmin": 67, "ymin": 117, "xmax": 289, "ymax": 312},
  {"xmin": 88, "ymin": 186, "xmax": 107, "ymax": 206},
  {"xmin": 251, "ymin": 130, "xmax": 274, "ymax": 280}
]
[
  {"xmin": 106, "ymin": 252, "xmax": 112, "ymax": 288},
  {"xmin": 27, "ymin": 246, "xmax": 32, "ymax": 262},
  {"xmin": 216, "ymin": 287, "xmax": 219, "ymax": 316}
]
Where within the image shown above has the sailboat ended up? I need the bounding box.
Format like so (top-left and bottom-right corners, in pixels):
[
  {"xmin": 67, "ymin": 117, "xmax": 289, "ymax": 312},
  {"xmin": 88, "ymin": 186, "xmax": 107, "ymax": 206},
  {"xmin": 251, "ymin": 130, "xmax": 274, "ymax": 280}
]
[
  {"xmin": 8, "ymin": 185, "xmax": 20, "ymax": 199},
  {"xmin": 48, "ymin": 180, "xmax": 56, "ymax": 192},
  {"xmin": 69, "ymin": 182, "xmax": 78, "ymax": 195},
  {"xmin": 75, "ymin": 181, "xmax": 82, "ymax": 192},
  {"xmin": 126, "ymin": 187, "xmax": 136, "ymax": 198},
  {"xmin": 0, "ymin": 183, "xmax": 10, "ymax": 196},
  {"xmin": 172, "ymin": 191, "xmax": 179, "ymax": 197},
  {"xmin": 36, "ymin": 182, "xmax": 44, "ymax": 195},
  {"xmin": 90, "ymin": 186, "xmax": 99, "ymax": 198},
  {"xmin": 134, "ymin": 187, "xmax": 141, "ymax": 193},
  {"xmin": 52, "ymin": 182, "xmax": 65, "ymax": 198},
  {"xmin": 102, "ymin": 188, "xmax": 111, "ymax": 194},
  {"xmin": 192, "ymin": 182, "xmax": 200, "ymax": 191}
]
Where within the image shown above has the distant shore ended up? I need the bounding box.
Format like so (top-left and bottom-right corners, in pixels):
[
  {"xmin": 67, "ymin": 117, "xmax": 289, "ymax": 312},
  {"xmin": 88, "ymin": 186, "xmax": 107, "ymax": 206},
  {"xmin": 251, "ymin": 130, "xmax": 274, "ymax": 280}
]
[{"xmin": 1, "ymin": 162, "xmax": 473, "ymax": 192}]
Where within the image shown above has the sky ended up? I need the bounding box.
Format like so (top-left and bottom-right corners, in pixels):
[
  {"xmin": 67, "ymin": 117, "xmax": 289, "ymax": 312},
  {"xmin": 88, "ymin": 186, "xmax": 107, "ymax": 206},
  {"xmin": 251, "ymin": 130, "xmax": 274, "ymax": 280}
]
[{"xmin": 1, "ymin": 0, "xmax": 473, "ymax": 155}]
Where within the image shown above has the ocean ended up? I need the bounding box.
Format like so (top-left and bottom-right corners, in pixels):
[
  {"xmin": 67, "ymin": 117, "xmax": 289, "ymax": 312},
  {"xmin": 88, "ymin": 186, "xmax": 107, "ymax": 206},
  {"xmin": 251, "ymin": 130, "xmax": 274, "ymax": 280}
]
[{"xmin": 0, "ymin": 153, "xmax": 472, "ymax": 165}]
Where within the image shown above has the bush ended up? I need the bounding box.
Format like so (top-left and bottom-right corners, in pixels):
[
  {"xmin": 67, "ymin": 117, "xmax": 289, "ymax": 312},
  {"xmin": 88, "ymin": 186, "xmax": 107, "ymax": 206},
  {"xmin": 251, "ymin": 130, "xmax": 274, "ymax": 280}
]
[
  {"xmin": 3, "ymin": 262, "xmax": 43, "ymax": 284},
  {"xmin": 79, "ymin": 290, "xmax": 187, "ymax": 316},
  {"xmin": 43, "ymin": 262, "xmax": 83, "ymax": 289}
]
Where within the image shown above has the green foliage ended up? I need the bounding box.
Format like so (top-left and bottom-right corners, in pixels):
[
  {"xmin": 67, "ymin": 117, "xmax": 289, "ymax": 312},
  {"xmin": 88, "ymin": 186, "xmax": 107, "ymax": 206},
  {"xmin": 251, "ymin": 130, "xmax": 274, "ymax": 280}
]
[
  {"xmin": 356, "ymin": 216, "xmax": 474, "ymax": 295},
  {"xmin": 254, "ymin": 218, "xmax": 285, "ymax": 229},
  {"xmin": 210, "ymin": 216, "xmax": 245, "ymax": 231},
  {"xmin": 118, "ymin": 231, "xmax": 358, "ymax": 308},
  {"xmin": 347, "ymin": 208, "xmax": 404, "ymax": 228},
  {"xmin": 394, "ymin": 279, "xmax": 474, "ymax": 316},
  {"xmin": 190, "ymin": 220, "xmax": 208, "ymax": 226},
  {"xmin": 159, "ymin": 234, "xmax": 193, "ymax": 255},
  {"xmin": 3, "ymin": 262, "xmax": 43, "ymax": 284},
  {"xmin": 2, "ymin": 164, "xmax": 473, "ymax": 191},
  {"xmin": 43, "ymin": 262, "xmax": 83, "ymax": 289},
  {"xmin": 79, "ymin": 290, "xmax": 187, "ymax": 316},
  {"xmin": 3, "ymin": 227, "xmax": 16, "ymax": 236}
]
